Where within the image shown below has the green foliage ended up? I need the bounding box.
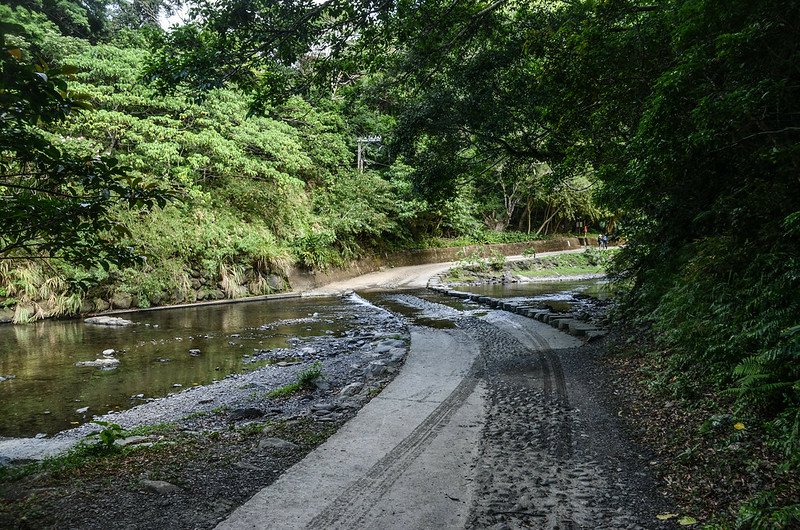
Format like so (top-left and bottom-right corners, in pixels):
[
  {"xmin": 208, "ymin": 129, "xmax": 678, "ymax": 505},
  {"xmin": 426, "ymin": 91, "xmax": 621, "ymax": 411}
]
[
  {"xmin": 487, "ymin": 250, "xmax": 506, "ymax": 272},
  {"xmin": 297, "ymin": 361, "xmax": 323, "ymax": 386},
  {"xmin": 455, "ymin": 249, "xmax": 490, "ymax": 273},
  {"xmin": 267, "ymin": 361, "xmax": 323, "ymax": 398},
  {"xmin": 583, "ymin": 248, "xmax": 613, "ymax": 268},
  {"xmin": 0, "ymin": 19, "xmax": 168, "ymax": 269},
  {"xmin": 515, "ymin": 249, "xmax": 617, "ymax": 278},
  {"xmin": 91, "ymin": 420, "xmax": 125, "ymax": 449},
  {"xmin": 735, "ymin": 490, "xmax": 800, "ymax": 530}
]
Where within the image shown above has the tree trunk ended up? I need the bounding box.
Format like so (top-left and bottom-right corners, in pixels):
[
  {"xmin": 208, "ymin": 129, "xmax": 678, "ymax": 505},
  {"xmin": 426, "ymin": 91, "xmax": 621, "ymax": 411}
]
[{"xmin": 535, "ymin": 206, "xmax": 561, "ymax": 236}]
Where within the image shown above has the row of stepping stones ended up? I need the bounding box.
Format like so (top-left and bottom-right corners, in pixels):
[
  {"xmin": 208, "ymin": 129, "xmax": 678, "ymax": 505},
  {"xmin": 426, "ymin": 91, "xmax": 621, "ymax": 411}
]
[{"xmin": 429, "ymin": 286, "xmax": 607, "ymax": 341}]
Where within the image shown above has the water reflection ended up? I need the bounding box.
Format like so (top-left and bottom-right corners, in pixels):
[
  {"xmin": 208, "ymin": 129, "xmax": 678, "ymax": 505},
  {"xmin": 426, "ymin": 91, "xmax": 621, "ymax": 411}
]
[{"xmin": 0, "ymin": 297, "xmax": 351, "ymax": 437}]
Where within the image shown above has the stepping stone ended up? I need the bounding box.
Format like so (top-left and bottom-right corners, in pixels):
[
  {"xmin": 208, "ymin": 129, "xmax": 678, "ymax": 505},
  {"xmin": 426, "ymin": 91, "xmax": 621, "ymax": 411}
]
[
  {"xmin": 586, "ymin": 330, "xmax": 608, "ymax": 341},
  {"xmin": 568, "ymin": 322, "xmax": 599, "ymax": 336},
  {"xmin": 558, "ymin": 319, "xmax": 576, "ymax": 331},
  {"xmin": 546, "ymin": 314, "xmax": 570, "ymax": 325}
]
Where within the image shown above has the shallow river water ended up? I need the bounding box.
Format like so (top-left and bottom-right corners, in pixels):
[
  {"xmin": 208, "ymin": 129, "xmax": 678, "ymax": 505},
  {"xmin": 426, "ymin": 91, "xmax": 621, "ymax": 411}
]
[
  {"xmin": 0, "ymin": 279, "xmax": 603, "ymax": 439},
  {"xmin": 0, "ymin": 298, "xmax": 357, "ymax": 437}
]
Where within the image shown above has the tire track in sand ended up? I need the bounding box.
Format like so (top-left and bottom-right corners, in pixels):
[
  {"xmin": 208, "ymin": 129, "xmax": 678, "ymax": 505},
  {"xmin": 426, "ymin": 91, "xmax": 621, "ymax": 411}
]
[{"xmin": 464, "ymin": 317, "xmax": 609, "ymax": 529}]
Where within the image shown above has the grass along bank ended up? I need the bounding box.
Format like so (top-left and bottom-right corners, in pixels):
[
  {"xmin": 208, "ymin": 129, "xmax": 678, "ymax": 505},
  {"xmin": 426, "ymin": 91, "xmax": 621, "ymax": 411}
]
[{"xmin": 444, "ymin": 247, "xmax": 617, "ymax": 285}]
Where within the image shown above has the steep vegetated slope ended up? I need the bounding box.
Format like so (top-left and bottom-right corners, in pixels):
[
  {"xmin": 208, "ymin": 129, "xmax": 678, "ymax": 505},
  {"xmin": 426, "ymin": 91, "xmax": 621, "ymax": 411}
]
[{"xmin": 0, "ymin": 5, "xmax": 600, "ymax": 322}]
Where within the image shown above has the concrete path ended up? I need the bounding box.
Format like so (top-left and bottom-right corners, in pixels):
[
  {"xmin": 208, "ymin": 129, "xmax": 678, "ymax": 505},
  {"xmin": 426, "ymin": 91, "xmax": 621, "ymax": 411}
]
[
  {"xmin": 217, "ymin": 309, "xmax": 591, "ymax": 530},
  {"xmin": 302, "ymin": 248, "xmax": 589, "ymax": 297},
  {"xmin": 214, "ymin": 290, "xmax": 676, "ymax": 530},
  {"xmin": 217, "ymin": 327, "xmax": 485, "ymax": 529},
  {"xmin": 303, "ymin": 262, "xmax": 456, "ymax": 295}
]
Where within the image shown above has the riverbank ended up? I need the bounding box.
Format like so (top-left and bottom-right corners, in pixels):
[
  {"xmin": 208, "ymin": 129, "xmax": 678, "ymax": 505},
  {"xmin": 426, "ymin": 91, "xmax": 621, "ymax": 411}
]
[
  {"xmin": 0, "ymin": 294, "xmax": 413, "ymax": 528},
  {"xmin": 0, "ymin": 237, "xmax": 593, "ymax": 325}
]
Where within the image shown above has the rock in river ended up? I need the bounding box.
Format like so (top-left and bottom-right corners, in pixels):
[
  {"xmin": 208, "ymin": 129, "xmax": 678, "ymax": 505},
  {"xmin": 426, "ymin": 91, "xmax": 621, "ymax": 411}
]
[
  {"xmin": 84, "ymin": 316, "xmax": 134, "ymax": 327},
  {"xmin": 76, "ymin": 358, "xmax": 120, "ymax": 369}
]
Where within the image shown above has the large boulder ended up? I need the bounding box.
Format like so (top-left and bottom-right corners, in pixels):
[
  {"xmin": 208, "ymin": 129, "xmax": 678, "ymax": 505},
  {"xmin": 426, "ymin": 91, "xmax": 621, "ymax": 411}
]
[
  {"xmin": 93, "ymin": 298, "xmax": 110, "ymax": 312},
  {"xmin": 267, "ymin": 274, "xmax": 285, "ymax": 291},
  {"xmin": 205, "ymin": 289, "xmax": 225, "ymax": 300},
  {"xmin": 0, "ymin": 308, "xmax": 13, "ymax": 323},
  {"xmin": 110, "ymin": 292, "xmax": 133, "ymax": 309}
]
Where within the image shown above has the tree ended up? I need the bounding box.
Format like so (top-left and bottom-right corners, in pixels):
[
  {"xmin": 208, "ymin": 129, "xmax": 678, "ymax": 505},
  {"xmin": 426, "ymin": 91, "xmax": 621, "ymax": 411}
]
[
  {"xmin": 0, "ymin": 22, "xmax": 167, "ymax": 269},
  {"xmin": 4, "ymin": 0, "xmax": 112, "ymax": 41}
]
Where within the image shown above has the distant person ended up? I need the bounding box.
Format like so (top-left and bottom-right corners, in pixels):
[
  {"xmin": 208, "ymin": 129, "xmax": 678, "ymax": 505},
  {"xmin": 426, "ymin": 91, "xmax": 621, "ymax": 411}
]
[
  {"xmin": 597, "ymin": 234, "xmax": 603, "ymax": 248},
  {"xmin": 601, "ymin": 234, "xmax": 609, "ymax": 249}
]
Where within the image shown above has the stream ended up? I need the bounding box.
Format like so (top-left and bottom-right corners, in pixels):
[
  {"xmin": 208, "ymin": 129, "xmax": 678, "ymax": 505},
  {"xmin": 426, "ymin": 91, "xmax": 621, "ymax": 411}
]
[{"xmin": 0, "ymin": 279, "xmax": 604, "ymax": 439}]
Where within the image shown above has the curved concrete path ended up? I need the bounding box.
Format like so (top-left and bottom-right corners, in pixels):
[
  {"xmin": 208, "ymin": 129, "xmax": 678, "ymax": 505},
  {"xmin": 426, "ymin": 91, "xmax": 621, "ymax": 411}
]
[
  {"xmin": 302, "ymin": 248, "xmax": 589, "ymax": 297},
  {"xmin": 217, "ymin": 313, "xmax": 586, "ymax": 529},
  {"xmin": 217, "ymin": 327, "xmax": 485, "ymax": 529}
]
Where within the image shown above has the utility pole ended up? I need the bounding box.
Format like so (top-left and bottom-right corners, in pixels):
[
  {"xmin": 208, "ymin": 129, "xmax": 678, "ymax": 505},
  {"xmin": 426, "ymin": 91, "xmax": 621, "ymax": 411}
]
[{"xmin": 356, "ymin": 135, "xmax": 382, "ymax": 173}]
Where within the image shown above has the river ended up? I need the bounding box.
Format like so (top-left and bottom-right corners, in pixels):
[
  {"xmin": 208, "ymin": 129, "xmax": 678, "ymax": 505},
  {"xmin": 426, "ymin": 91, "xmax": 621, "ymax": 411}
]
[{"xmin": 0, "ymin": 279, "xmax": 604, "ymax": 438}]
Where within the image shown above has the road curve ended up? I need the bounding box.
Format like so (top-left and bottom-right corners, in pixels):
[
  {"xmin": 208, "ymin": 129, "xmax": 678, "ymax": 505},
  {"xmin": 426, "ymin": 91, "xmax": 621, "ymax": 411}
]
[
  {"xmin": 301, "ymin": 248, "xmax": 589, "ymax": 297},
  {"xmin": 217, "ymin": 326, "xmax": 486, "ymax": 529}
]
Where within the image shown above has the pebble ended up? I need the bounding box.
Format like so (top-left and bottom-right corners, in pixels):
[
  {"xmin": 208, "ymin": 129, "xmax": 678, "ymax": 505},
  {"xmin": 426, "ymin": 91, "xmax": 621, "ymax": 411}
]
[
  {"xmin": 141, "ymin": 479, "xmax": 182, "ymax": 495},
  {"xmin": 258, "ymin": 437, "xmax": 298, "ymax": 451}
]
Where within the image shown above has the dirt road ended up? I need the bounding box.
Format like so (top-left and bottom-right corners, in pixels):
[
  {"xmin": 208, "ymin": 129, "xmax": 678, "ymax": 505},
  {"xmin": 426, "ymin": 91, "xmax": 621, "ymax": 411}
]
[
  {"xmin": 303, "ymin": 262, "xmax": 455, "ymax": 295},
  {"xmin": 218, "ymin": 294, "xmax": 673, "ymax": 529}
]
